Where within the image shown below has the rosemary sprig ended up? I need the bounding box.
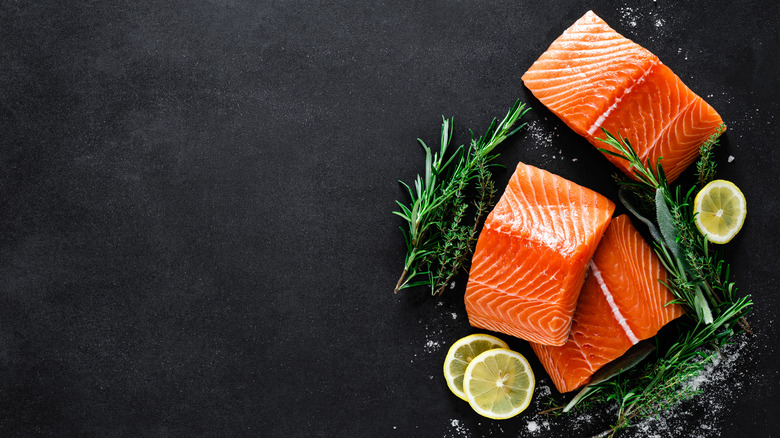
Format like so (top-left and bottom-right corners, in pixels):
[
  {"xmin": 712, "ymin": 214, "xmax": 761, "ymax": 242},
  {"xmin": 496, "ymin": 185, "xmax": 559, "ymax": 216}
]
[
  {"xmin": 393, "ymin": 100, "xmax": 529, "ymax": 294},
  {"xmin": 558, "ymin": 128, "xmax": 753, "ymax": 437}
]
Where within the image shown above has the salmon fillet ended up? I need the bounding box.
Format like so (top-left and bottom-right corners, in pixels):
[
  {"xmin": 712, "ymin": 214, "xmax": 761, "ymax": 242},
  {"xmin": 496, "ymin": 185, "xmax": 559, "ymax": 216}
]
[
  {"xmin": 521, "ymin": 10, "xmax": 724, "ymax": 182},
  {"xmin": 464, "ymin": 162, "xmax": 615, "ymax": 346},
  {"xmin": 531, "ymin": 215, "xmax": 684, "ymax": 393}
]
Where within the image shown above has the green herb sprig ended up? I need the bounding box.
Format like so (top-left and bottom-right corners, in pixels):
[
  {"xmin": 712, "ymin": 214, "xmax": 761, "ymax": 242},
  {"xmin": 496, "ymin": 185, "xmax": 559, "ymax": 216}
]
[
  {"xmin": 558, "ymin": 128, "xmax": 752, "ymax": 437},
  {"xmin": 393, "ymin": 100, "xmax": 529, "ymax": 295}
]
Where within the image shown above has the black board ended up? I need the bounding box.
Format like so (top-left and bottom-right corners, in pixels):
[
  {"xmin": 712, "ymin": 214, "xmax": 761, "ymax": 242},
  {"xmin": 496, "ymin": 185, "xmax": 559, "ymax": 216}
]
[{"xmin": 1, "ymin": 1, "xmax": 778, "ymax": 436}]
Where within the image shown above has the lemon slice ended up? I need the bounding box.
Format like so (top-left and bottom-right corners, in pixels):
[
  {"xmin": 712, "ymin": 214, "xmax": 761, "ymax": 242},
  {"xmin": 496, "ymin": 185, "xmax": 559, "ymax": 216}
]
[
  {"xmin": 694, "ymin": 179, "xmax": 747, "ymax": 244},
  {"xmin": 443, "ymin": 334, "xmax": 509, "ymax": 401},
  {"xmin": 463, "ymin": 348, "xmax": 535, "ymax": 420}
]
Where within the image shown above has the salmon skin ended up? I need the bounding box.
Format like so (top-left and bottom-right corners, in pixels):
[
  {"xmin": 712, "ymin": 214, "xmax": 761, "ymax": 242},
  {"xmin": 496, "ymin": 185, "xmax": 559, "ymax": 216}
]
[
  {"xmin": 464, "ymin": 162, "xmax": 615, "ymax": 346},
  {"xmin": 531, "ymin": 215, "xmax": 684, "ymax": 393},
  {"xmin": 522, "ymin": 10, "xmax": 724, "ymax": 182}
]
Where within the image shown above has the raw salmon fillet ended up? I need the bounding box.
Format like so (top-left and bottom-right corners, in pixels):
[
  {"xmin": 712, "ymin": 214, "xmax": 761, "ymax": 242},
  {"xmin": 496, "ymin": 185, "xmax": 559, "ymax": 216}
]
[
  {"xmin": 531, "ymin": 215, "xmax": 684, "ymax": 393},
  {"xmin": 522, "ymin": 10, "xmax": 724, "ymax": 182},
  {"xmin": 464, "ymin": 162, "xmax": 615, "ymax": 346}
]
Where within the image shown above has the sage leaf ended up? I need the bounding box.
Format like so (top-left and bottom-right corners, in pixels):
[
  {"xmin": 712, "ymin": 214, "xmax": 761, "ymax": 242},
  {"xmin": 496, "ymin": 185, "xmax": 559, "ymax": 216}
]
[
  {"xmin": 619, "ymin": 186, "xmax": 663, "ymax": 244},
  {"xmin": 694, "ymin": 286, "xmax": 714, "ymax": 324},
  {"xmin": 655, "ymin": 188, "xmax": 684, "ymax": 262},
  {"xmin": 563, "ymin": 341, "xmax": 655, "ymax": 413}
]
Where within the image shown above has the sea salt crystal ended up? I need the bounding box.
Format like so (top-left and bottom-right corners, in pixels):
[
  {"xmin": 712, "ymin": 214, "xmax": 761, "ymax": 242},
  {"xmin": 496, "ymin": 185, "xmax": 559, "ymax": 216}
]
[
  {"xmin": 526, "ymin": 120, "xmax": 555, "ymax": 149},
  {"xmin": 527, "ymin": 421, "xmax": 539, "ymax": 432},
  {"xmin": 448, "ymin": 418, "xmax": 470, "ymax": 437},
  {"xmin": 728, "ymin": 155, "xmax": 735, "ymax": 162},
  {"xmin": 424, "ymin": 328, "xmax": 443, "ymax": 353}
]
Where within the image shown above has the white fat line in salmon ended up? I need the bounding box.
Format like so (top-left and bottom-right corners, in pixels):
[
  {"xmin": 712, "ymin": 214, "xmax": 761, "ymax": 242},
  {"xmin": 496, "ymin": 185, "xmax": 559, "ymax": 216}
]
[
  {"xmin": 585, "ymin": 61, "xmax": 661, "ymax": 136},
  {"xmin": 589, "ymin": 260, "xmax": 640, "ymax": 345}
]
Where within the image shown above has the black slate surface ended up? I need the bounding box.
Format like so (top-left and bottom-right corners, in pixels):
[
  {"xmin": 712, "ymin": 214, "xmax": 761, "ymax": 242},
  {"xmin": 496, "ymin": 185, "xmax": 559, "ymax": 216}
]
[{"xmin": 1, "ymin": 1, "xmax": 778, "ymax": 437}]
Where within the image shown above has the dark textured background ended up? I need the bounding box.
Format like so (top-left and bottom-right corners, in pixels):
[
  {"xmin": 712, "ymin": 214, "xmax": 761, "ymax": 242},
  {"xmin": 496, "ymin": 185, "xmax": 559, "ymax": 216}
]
[{"xmin": 1, "ymin": 1, "xmax": 778, "ymax": 436}]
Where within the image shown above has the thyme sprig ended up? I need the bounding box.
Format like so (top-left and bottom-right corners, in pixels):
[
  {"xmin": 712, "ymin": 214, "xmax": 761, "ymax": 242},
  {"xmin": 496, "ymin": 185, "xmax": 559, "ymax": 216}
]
[
  {"xmin": 696, "ymin": 125, "xmax": 725, "ymax": 188},
  {"xmin": 393, "ymin": 100, "xmax": 529, "ymax": 294},
  {"xmin": 557, "ymin": 128, "xmax": 753, "ymax": 437}
]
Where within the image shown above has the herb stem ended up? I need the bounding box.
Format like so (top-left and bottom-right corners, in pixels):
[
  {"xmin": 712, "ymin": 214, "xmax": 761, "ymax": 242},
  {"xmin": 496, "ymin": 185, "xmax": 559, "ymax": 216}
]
[
  {"xmin": 394, "ymin": 261, "xmax": 412, "ymax": 294},
  {"xmin": 537, "ymin": 405, "xmax": 564, "ymax": 415}
]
